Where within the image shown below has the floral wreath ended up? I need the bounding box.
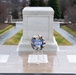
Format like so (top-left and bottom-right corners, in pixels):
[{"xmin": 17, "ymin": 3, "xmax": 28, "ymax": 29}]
[{"xmin": 31, "ymin": 35, "xmax": 46, "ymax": 50}]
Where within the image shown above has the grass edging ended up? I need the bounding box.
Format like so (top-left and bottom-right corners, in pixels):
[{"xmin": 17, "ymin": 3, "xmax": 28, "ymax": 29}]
[
  {"xmin": 54, "ymin": 31, "xmax": 72, "ymax": 46},
  {"xmin": 3, "ymin": 30, "xmax": 72, "ymax": 46},
  {"xmin": 61, "ymin": 25, "xmax": 76, "ymax": 36},
  {"xmin": 3, "ymin": 30, "xmax": 23, "ymax": 45},
  {"xmin": 0, "ymin": 25, "xmax": 15, "ymax": 35}
]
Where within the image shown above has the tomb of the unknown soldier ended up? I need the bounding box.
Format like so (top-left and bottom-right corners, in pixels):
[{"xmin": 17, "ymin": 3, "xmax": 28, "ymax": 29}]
[{"xmin": 17, "ymin": 7, "xmax": 58, "ymax": 52}]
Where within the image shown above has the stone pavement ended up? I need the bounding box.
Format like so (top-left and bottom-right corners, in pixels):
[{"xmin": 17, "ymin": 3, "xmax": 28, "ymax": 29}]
[
  {"xmin": 0, "ymin": 45, "xmax": 76, "ymax": 73},
  {"xmin": 54, "ymin": 22, "xmax": 76, "ymax": 45},
  {"xmin": 0, "ymin": 26, "xmax": 22, "ymax": 45}
]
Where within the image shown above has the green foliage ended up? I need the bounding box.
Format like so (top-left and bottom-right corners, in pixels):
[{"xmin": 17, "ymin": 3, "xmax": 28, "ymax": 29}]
[
  {"xmin": 11, "ymin": 9, "xmax": 19, "ymax": 19},
  {"xmin": 29, "ymin": 0, "xmax": 38, "ymax": 6},
  {"xmin": 73, "ymin": 0, "xmax": 76, "ymax": 4},
  {"xmin": 48, "ymin": 0, "xmax": 61, "ymax": 19},
  {"xmin": 37, "ymin": 0, "xmax": 46, "ymax": 6},
  {"xmin": 29, "ymin": 0, "xmax": 45, "ymax": 6}
]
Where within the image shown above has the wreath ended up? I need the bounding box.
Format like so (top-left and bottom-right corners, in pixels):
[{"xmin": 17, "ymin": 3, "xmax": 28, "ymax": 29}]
[{"xmin": 31, "ymin": 35, "xmax": 46, "ymax": 50}]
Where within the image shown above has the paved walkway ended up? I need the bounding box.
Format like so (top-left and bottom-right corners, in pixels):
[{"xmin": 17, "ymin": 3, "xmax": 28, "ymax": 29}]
[
  {"xmin": 54, "ymin": 22, "xmax": 76, "ymax": 45},
  {"xmin": 0, "ymin": 45, "xmax": 76, "ymax": 73},
  {"xmin": 0, "ymin": 26, "xmax": 22, "ymax": 45}
]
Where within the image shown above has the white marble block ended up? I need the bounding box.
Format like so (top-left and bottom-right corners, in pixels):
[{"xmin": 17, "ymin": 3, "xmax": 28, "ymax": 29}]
[
  {"xmin": 28, "ymin": 54, "xmax": 48, "ymax": 64},
  {"xmin": 18, "ymin": 7, "xmax": 58, "ymax": 52}
]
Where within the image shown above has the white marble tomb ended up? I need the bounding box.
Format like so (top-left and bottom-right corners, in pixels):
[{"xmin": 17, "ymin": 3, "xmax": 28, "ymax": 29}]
[{"xmin": 18, "ymin": 7, "xmax": 58, "ymax": 52}]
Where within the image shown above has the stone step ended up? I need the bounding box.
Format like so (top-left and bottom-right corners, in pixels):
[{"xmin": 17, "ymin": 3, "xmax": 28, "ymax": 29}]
[{"xmin": 18, "ymin": 42, "xmax": 58, "ymax": 52}]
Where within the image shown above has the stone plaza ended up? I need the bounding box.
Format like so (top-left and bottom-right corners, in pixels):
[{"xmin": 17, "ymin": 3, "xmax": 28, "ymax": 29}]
[
  {"xmin": 0, "ymin": 7, "xmax": 76, "ymax": 73},
  {"xmin": 0, "ymin": 45, "xmax": 76, "ymax": 73}
]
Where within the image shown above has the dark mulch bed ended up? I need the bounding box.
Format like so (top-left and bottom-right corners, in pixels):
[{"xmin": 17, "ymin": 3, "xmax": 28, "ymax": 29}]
[
  {"xmin": 67, "ymin": 23, "xmax": 76, "ymax": 31},
  {"xmin": 60, "ymin": 23, "xmax": 76, "ymax": 31},
  {"xmin": 0, "ymin": 23, "xmax": 10, "ymax": 30}
]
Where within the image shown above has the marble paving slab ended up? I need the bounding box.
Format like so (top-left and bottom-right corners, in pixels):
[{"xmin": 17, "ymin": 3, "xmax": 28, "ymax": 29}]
[
  {"xmin": 28, "ymin": 54, "xmax": 48, "ymax": 64},
  {"xmin": 67, "ymin": 55, "xmax": 76, "ymax": 63},
  {"xmin": 0, "ymin": 55, "xmax": 9, "ymax": 63}
]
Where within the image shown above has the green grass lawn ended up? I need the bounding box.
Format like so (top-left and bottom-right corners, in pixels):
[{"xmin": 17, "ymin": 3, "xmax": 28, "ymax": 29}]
[
  {"xmin": 3, "ymin": 30, "xmax": 23, "ymax": 45},
  {"xmin": 3, "ymin": 30, "xmax": 72, "ymax": 46},
  {"xmin": 54, "ymin": 31, "xmax": 72, "ymax": 46},
  {"xmin": 61, "ymin": 25, "xmax": 76, "ymax": 36},
  {"xmin": 0, "ymin": 25, "xmax": 15, "ymax": 35}
]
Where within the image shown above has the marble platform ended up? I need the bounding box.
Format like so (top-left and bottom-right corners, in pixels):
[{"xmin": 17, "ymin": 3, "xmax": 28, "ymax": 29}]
[{"xmin": 0, "ymin": 45, "xmax": 76, "ymax": 73}]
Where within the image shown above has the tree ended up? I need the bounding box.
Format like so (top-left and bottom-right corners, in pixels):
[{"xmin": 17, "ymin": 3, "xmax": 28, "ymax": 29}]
[
  {"xmin": 59, "ymin": 0, "xmax": 76, "ymax": 19},
  {"xmin": 59, "ymin": 0, "xmax": 76, "ymax": 23},
  {"xmin": 65, "ymin": 6, "xmax": 76, "ymax": 23},
  {"xmin": 21, "ymin": 1, "xmax": 27, "ymax": 9},
  {"xmin": 37, "ymin": 0, "xmax": 45, "ymax": 6},
  {"xmin": 11, "ymin": 9, "xmax": 19, "ymax": 19},
  {"xmin": 0, "ymin": 3, "xmax": 8, "ymax": 23},
  {"xmin": 59, "ymin": 0, "xmax": 69, "ymax": 18},
  {"xmin": 68, "ymin": 0, "xmax": 76, "ymax": 6},
  {"xmin": 29, "ymin": 0, "xmax": 38, "ymax": 6},
  {"xmin": 20, "ymin": 1, "xmax": 27, "ymax": 18},
  {"xmin": 11, "ymin": 0, "xmax": 19, "ymax": 4},
  {"xmin": 73, "ymin": 0, "xmax": 76, "ymax": 5},
  {"xmin": 48, "ymin": 0, "xmax": 61, "ymax": 19},
  {"xmin": 29, "ymin": 0, "xmax": 45, "ymax": 7}
]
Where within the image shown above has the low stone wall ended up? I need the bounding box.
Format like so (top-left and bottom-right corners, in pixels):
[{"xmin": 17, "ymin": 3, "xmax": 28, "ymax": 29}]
[
  {"xmin": 60, "ymin": 23, "xmax": 69, "ymax": 27},
  {"xmin": 4, "ymin": 23, "xmax": 16, "ymax": 26},
  {"xmin": 54, "ymin": 19, "xmax": 64, "ymax": 22}
]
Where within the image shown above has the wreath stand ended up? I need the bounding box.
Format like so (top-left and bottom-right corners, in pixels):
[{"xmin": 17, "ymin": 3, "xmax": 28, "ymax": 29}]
[
  {"xmin": 28, "ymin": 49, "xmax": 48, "ymax": 66},
  {"xmin": 28, "ymin": 35, "xmax": 48, "ymax": 66}
]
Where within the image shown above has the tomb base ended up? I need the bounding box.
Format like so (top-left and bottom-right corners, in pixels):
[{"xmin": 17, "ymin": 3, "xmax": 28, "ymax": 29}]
[{"xmin": 17, "ymin": 36, "xmax": 58, "ymax": 53}]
